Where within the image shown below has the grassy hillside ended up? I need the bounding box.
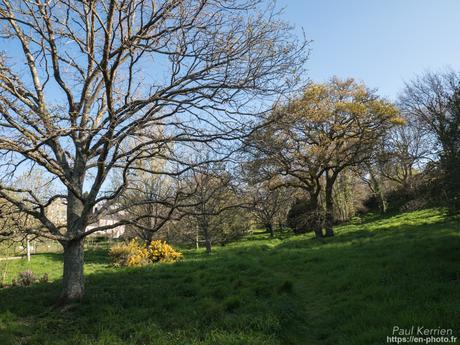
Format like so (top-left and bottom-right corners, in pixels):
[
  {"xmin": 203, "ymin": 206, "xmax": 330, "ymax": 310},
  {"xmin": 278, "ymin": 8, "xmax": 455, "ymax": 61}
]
[{"xmin": 0, "ymin": 209, "xmax": 459, "ymax": 345}]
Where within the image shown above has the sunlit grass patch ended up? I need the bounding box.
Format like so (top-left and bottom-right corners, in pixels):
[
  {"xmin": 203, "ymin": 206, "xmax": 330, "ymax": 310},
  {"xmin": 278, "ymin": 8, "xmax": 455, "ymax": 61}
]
[{"xmin": 0, "ymin": 208, "xmax": 458, "ymax": 345}]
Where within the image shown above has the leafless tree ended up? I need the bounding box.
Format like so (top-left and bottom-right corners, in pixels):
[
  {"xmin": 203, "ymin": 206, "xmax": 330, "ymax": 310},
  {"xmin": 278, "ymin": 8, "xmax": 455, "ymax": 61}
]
[
  {"xmin": 118, "ymin": 171, "xmax": 182, "ymax": 246},
  {"xmin": 179, "ymin": 161, "xmax": 246, "ymax": 253},
  {"xmin": 248, "ymin": 180, "xmax": 291, "ymax": 237},
  {"xmin": 355, "ymin": 119, "xmax": 430, "ymax": 214},
  {"xmin": 373, "ymin": 119, "xmax": 430, "ymax": 187},
  {"xmin": 0, "ymin": 0, "xmax": 307, "ymax": 301},
  {"xmin": 0, "ymin": 171, "xmax": 54, "ymax": 258},
  {"xmin": 400, "ymin": 70, "xmax": 460, "ymax": 212}
]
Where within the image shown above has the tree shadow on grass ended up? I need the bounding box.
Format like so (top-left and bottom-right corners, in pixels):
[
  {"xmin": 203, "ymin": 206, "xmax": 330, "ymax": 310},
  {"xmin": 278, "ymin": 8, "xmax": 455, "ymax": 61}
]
[{"xmin": 0, "ymin": 217, "xmax": 459, "ymax": 345}]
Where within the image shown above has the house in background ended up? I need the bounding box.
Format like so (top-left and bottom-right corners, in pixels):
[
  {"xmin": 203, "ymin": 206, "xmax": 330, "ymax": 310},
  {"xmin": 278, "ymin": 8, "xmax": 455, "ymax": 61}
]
[
  {"xmin": 85, "ymin": 207, "xmax": 126, "ymax": 239},
  {"xmin": 45, "ymin": 198, "xmax": 125, "ymax": 239}
]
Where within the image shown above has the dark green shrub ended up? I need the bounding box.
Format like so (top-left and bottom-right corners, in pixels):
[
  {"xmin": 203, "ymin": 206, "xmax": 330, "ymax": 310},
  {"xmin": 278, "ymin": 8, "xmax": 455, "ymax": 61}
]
[{"xmin": 287, "ymin": 198, "xmax": 323, "ymax": 234}]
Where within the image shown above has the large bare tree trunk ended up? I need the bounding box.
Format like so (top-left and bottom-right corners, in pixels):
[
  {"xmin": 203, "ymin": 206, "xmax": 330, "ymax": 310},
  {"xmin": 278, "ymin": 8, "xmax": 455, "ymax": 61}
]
[
  {"xmin": 0, "ymin": 0, "xmax": 308, "ymax": 305},
  {"xmin": 60, "ymin": 189, "xmax": 85, "ymax": 302},
  {"xmin": 61, "ymin": 238, "xmax": 85, "ymax": 302}
]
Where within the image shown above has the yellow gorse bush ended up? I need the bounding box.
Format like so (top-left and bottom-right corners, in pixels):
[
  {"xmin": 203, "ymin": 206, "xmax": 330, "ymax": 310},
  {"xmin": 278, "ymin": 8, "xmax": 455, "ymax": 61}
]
[
  {"xmin": 147, "ymin": 240, "xmax": 182, "ymax": 263},
  {"xmin": 109, "ymin": 239, "xmax": 182, "ymax": 267}
]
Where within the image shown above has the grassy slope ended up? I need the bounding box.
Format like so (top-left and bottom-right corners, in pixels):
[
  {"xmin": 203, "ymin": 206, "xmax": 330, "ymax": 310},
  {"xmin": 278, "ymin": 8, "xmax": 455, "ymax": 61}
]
[{"xmin": 0, "ymin": 209, "xmax": 459, "ymax": 345}]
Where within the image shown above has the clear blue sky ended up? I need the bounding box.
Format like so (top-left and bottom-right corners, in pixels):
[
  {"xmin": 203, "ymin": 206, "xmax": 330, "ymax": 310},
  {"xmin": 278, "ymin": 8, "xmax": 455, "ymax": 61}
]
[{"xmin": 279, "ymin": 0, "xmax": 460, "ymax": 100}]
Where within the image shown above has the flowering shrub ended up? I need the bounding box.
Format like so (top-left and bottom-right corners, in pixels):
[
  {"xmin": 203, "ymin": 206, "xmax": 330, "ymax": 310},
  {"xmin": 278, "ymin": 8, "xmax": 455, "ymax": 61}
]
[
  {"xmin": 109, "ymin": 240, "xmax": 148, "ymax": 267},
  {"xmin": 109, "ymin": 240, "xmax": 182, "ymax": 267},
  {"xmin": 147, "ymin": 240, "xmax": 182, "ymax": 263}
]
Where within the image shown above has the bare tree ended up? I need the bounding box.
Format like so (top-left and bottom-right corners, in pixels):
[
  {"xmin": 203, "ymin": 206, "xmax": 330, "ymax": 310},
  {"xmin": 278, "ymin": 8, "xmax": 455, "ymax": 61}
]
[
  {"xmin": 0, "ymin": 0, "xmax": 307, "ymax": 301},
  {"xmin": 118, "ymin": 171, "xmax": 181, "ymax": 246},
  {"xmin": 357, "ymin": 160, "xmax": 389, "ymax": 214},
  {"xmin": 380, "ymin": 124, "xmax": 430, "ymax": 188},
  {"xmin": 180, "ymin": 162, "xmax": 245, "ymax": 253},
  {"xmin": 356, "ymin": 118, "xmax": 430, "ymax": 214},
  {"xmin": 400, "ymin": 70, "xmax": 460, "ymax": 212},
  {"xmin": 0, "ymin": 171, "xmax": 55, "ymax": 259},
  {"xmin": 248, "ymin": 180, "xmax": 291, "ymax": 237}
]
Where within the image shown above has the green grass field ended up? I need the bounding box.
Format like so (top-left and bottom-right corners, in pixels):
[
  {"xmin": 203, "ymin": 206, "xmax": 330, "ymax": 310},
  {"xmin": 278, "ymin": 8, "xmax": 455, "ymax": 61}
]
[{"xmin": 0, "ymin": 209, "xmax": 459, "ymax": 345}]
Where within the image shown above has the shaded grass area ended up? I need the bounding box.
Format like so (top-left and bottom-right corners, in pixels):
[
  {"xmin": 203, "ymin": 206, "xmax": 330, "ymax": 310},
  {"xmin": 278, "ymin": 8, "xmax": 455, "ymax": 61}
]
[{"xmin": 0, "ymin": 209, "xmax": 459, "ymax": 344}]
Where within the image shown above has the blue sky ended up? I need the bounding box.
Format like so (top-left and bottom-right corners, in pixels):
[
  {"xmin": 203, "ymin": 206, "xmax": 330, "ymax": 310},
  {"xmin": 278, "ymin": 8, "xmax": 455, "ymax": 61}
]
[{"xmin": 279, "ymin": 0, "xmax": 460, "ymax": 100}]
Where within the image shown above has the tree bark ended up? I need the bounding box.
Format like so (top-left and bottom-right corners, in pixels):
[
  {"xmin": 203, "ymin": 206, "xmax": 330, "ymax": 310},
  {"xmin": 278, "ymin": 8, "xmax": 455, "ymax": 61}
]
[
  {"xmin": 60, "ymin": 187, "xmax": 86, "ymax": 303},
  {"xmin": 60, "ymin": 238, "xmax": 85, "ymax": 302},
  {"xmin": 204, "ymin": 237, "xmax": 212, "ymax": 253},
  {"xmin": 309, "ymin": 190, "xmax": 323, "ymax": 239},
  {"xmin": 202, "ymin": 223, "xmax": 212, "ymax": 253},
  {"xmin": 266, "ymin": 223, "xmax": 274, "ymax": 238},
  {"xmin": 369, "ymin": 166, "xmax": 387, "ymax": 214},
  {"xmin": 325, "ymin": 170, "xmax": 337, "ymax": 237},
  {"xmin": 378, "ymin": 188, "xmax": 387, "ymax": 214}
]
